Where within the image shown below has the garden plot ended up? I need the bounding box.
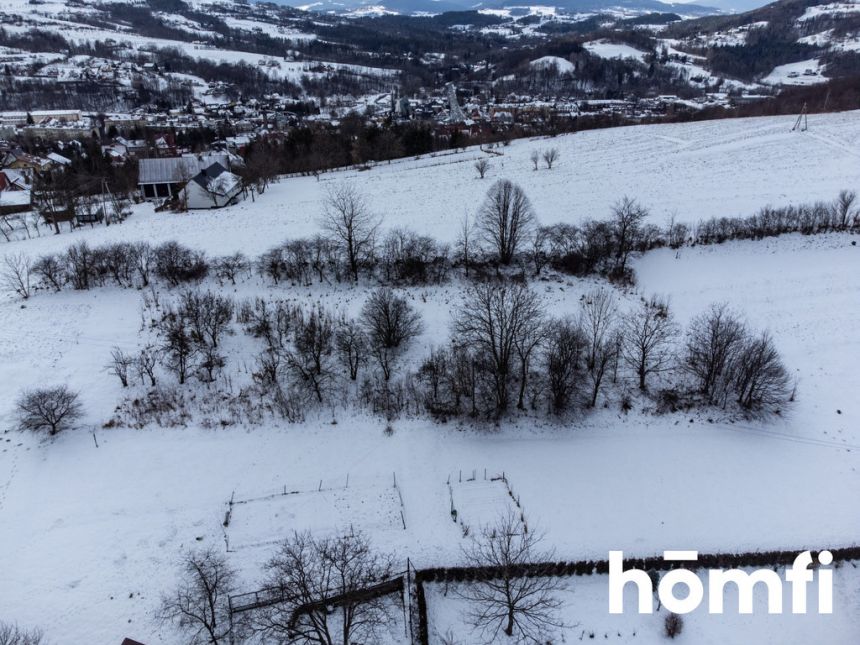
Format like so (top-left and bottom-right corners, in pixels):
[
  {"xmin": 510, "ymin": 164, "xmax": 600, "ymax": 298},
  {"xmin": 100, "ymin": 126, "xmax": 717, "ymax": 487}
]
[
  {"xmin": 226, "ymin": 477, "xmax": 405, "ymax": 550},
  {"xmin": 448, "ymin": 472, "xmax": 526, "ymax": 537}
]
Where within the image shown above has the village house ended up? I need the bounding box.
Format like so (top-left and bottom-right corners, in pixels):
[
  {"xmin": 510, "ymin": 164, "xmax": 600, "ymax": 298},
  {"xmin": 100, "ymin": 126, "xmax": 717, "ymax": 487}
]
[
  {"xmin": 0, "ymin": 169, "xmax": 31, "ymax": 216},
  {"xmin": 0, "ymin": 168, "xmax": 28, "ymax": 192},
  {"xmin": 0, "ymin": 150, "xmax": 52, "ymax": 179},
  {"xmin": 178, "ymin": 161, "xmax": 243, "ymax": 209},
  {"xmin": 137, "ymin": 153, "xmax": 230, "ymax": 200}
]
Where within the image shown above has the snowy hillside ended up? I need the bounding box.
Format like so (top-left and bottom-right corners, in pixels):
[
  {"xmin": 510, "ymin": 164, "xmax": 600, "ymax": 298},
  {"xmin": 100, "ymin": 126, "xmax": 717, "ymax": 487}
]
[
  {"xmin": 0, "ymin": 109, "xmax": 859, "ymax": 643},
  {"xmin": 4, "ymin": 110, "xmax": 859, "ymax": 256},
  {"xmin": 664, "ymin": 0, "xmax": 860, "ymax": 86}
]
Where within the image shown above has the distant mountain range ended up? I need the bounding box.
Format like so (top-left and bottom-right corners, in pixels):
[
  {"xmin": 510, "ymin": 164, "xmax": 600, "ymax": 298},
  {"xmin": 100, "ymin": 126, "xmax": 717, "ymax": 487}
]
[{"xmin": 295, "ymin": 0, "xmax": 723, "ymax": 18}]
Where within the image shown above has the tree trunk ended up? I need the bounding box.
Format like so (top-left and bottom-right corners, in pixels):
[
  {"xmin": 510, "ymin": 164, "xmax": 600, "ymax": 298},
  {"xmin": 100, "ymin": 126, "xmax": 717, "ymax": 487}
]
[
  {"xmin": 505, "ymin": 607, "xmax": 515, "ymax": 636},
  {"xmin": 517, "ymin": 357, "xmax": 528, "ymax": 410}
]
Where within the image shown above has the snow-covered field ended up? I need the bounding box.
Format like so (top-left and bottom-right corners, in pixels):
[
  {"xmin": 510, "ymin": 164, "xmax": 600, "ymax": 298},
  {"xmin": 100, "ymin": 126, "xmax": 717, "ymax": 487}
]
[
  {"xmin": 763, "ymin": 59, "xmax": 826, "ymax": 86},
  {"xmin": 1, "ymin": 113, "xmax": 859, "ymax": 644},
  {"xmin": 426, "ymin": 564, "xmax": 860, "ymax": 644},
  {"xmin": 530, "ymin": 55, "xmax": 576, "ymax": 73},
  {"xmin": 584, "ymin": 40, "xmax": 649, "ymax": 62},
  {"xmin": 4, "ymin": 110, "xmax": 860, "ymax": 258}
]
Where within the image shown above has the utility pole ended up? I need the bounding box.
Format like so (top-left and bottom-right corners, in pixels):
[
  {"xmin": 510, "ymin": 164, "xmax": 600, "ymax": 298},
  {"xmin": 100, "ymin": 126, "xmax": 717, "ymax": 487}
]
[{"xmin": 791, "ymin": 102, "xmax": 808, "ymax": 132}]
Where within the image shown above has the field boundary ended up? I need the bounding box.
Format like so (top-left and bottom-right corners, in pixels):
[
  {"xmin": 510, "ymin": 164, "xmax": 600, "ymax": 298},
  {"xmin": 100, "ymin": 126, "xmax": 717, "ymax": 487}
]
[{"xmin": 228, "ymin": 545, "xmax": 860, "ymax": 645}]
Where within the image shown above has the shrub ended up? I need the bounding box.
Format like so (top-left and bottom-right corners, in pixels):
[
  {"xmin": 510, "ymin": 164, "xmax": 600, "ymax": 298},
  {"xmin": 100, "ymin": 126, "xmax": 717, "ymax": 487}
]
[
  {"xmin": 154, "ymin": 241, "xmax": 208, "ymax": 287},
  {"xmin": 16, "ymin": 385, "xmax": 83, "ymax": 435},
  {"xmin": 664, "ymin": 612, "xmax": 683, "ymax": 639}
]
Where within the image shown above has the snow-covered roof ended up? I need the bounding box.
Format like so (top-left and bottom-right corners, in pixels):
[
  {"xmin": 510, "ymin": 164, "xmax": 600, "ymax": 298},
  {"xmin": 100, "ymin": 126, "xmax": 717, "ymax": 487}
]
[
  {"xmin": 138, "ymin": 154, "xmax": 229, "ymax": 184},
  {"xmin": 190, "ymin": 162, "xmax": 241, "ymax": 196},
  {"xmin": 0, "ymin": 188, "xmax": 31, "ymax": 206},
  {"xmin": 47, "ymin": 152, "xmax": 72, "ymax": 165}
]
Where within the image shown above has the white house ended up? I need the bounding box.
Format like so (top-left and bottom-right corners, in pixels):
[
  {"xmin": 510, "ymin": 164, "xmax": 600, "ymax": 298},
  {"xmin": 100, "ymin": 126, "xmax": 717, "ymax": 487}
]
[
  {"xmin": 138, "ymin": 153, "xmax": 229, "ymax": 200},
  {"xmin": 179, "ymin": 162, "xmax": 243, "ymax": 209}
]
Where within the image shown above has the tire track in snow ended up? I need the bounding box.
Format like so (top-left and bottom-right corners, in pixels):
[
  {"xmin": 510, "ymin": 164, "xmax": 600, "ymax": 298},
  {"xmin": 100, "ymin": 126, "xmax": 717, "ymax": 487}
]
[
  {"xmin": 723, "ymin": 422, "xmax": 860, "ymax": 452},
  {"xmin": 802, "ymin": 131, "xmax": 860, "ymax": 159}
]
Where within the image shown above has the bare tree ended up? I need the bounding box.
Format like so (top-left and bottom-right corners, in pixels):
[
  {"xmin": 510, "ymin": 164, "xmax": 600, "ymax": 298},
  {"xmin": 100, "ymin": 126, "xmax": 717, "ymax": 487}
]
[
  {"xmin": 460, "ymin": 512, "xmax": 563, "ymax": 642},
  {"xmin": 361, "ymin": 288, "xmax": 423, "ymax": 380},
  {"xmin": 153, "ymin": 241, "xmax": 209, "ymax": 287},
  {"xmin": 529, "ymin": 226, "xmax": 550, "ymax": 276},
  {"xmin": 179, "ymin": 290, "xmax": 234, "ymax": 349},
  {"xmin": 285, "ymin": 305, "xmax": 336, "ymax": 403},
  {"xmin": 587, "ymin": 332, "xmax": 617, "ymax": 408},
  {"xmin": 241, "ymin": 145, "xmax": 278, "ymax": 198},
  {"xmin": 514, "ymin": 305, "xmax": 546, "ymax": 410},
  {"xmin": 321, "ymin": 183, "xmax": 380, "ymax": 282},
  {"xmin": 198, "ymin": 344, "xmax": 226, "ymax": 383},
  {"xmin": 335, "ymin": 315, "xmax": 368, "ymax": 381},
  {"xmin": 0, "ymin": 621, "xmax": 45, "ymax": 645},
  {"xmin": 173, "ymin": 163, "xmax": 194, "ymax": 212},
  {"xmin": 665, "ymin": 213, "xmax": 689, "ymax": 249},
  {"xmin": 0, "ymin": 214, "xmax": 14, "ymax": 242},
  {"xmin": 106, "ymin": 347, "xmax": 134, "ymax": 387},
  {"xmin": 65, "ymin": 241, "xmax": 93, "ymax": 290},
  {"xmin": 159, "ymin": 310, "xmax": 199, "ymax": 385},
  {"xmin": 474, "ymin": 158, "xmax": 490, "ymax": 179},
  {"xmin": 580, "ymin": 288, "xmax": 617, "ymax": 371},
  {"xmin": 833, "ymin": 189, "xmax": 857, "ymax": 229},
  {"xmin": 108, "ymin": 191, "xmax": 132, "ymax": 223},
  {"xmin": 530, "ymin": 150, "xmax": 539, "ymax": 171},
  {"xmin": 455, "ymin": 212, "xmax": 476, "ymax": 277},
  {"xmin": 543, "ymin": 318, "xmax": 586, "ymax": 413},
  {"xmin": 159, "ymin": 548, "xmax": 239, "ymax": 645},
  {"xmin": 32, "ymin": 254, "xmax": 66, "ymax": 292},
  {"xmin": 130, "ymin": 241, "xmax": 154, "ymax": 287},
  {"xmin": 542, "ymin": 148, "xmax": 559, "ymax": 169},
  {"xmin": 16, "ymin": 386, "xmax": 82, "ymax": 435},
  {"xmin": 453, "ymin": 283, "xmax": 544, "ymax": 415},
  {"xmin": 620, "ymin": 297, "xmax": 678, "ymax": 391},
  {"xmin": 610, "ymin": 197, "xmax": 648, "ymax": 276},
  {"xmin": 476, "ymin": 180, "xmax": 536, "ymax": 265},
  {"xmin": 32, "ymin": 169, "xmax": 78, "ymax": 235},
  {"xmin": 2, "ymin": 253, "xmax": 32, "ymax": 299},
  {"xmin": 214, "ymin": 253, "xmax": 249, "ymax": 285},
  {"xmin": 684, "ymin": 303, "xmax": 747, "ymax": 405},
  {"xmin": 136, "ymin": 345, "xmax": 161, "ymax": 387},
  {"xmin": 255, "ymin": 531, "xmax": 394, "ymax": 645},
  {"xmin": 732, "ymin": 331, "xmax": 791, "ymax": 414}
]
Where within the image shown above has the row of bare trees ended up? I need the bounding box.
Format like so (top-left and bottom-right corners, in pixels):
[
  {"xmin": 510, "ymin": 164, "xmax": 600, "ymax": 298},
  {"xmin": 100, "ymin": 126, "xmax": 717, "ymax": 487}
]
[
  {"xmin": 161, "ymin": 512, "xmax": 564, "ymax": 645},
  {"xmin": 105, "ymin": 281, "xmax": 791, "ymax": 424},
  {"xmin": 6, "ymin": 187, "xmax": 856, "ymax": 302},
  {"xmin": 529, "ymin": 147, "xmax": 560, "ymax": 171},
  {"xmin": 418, "ymin": 284, "xmax": 792, "ymax": 419},
  {"xmin": 2, "ymin": 239, "xmax": 211, "ymax": 299},
  {"xmin": 694, "ymin": 189, "xmax": 858, "ymax": 242},
  {"xmin": 0, "ymin": 621, "xmax": 45, "ymax": 645},
  {"xmin": 102, "ymin": 283, "xmax": 428, "ymax": 428},
  {"xmin": 28, "ymin": 168, "xmax": 132, "ymax": 236},
  {"xmin": 684, "ymin": 303, "xmax": 793, "ymax": 411},
  {"xmin": 160, "ymin": 532, "xmax": 395, "ymax": 645},
  {"xmin": 237, "ymin": 288, "xmax": 423, "ymax": 416}
]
